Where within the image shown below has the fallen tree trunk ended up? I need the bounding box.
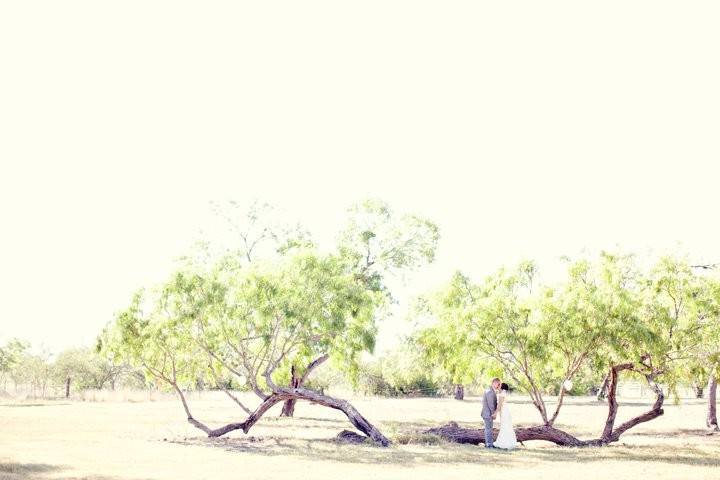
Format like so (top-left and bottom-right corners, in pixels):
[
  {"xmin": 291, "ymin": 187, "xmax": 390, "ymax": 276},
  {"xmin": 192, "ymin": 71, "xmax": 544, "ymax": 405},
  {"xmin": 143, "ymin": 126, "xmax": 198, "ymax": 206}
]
[
  {"xmin": 423, "ymin": 362, "xmax": 665, "ymax": 448},
  {"xmin": 424, "ymin": 421, "xmax": 587, "ymax": 446}
]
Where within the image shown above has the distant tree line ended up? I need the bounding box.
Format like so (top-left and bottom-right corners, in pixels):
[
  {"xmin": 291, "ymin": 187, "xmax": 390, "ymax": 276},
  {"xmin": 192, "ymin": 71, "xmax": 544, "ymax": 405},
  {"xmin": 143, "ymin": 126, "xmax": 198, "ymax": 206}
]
[{"xmin": 0, "ymin": 341, "xmax": 146, "ymax": 398}]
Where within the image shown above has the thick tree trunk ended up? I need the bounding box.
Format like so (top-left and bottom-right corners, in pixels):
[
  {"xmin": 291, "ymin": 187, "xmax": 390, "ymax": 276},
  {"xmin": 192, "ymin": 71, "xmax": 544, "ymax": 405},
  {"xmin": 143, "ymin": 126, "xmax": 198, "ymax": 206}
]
[
  {"xmin": 707, "ymin": 375, "xmax": 718, "ymax": 431},
  {"xmin": 280, "ymin": 365, "xmax": 300, "ymax": 417},
  {"xmin": 285, "ymin": 387, "xmax": 391, "ymax": 446},
  {"xmin": 65, "ymin": 377, "xmax": 71, "ymax": 398},
  {"xmin": 280, "ymin": 399, "xmax": 297, "ymax": 416},
  {"xmin": 599, "ymin": 363, "xmax": 664, "ymax": 444},
  {"xmin": 454, "ymin": 384, "xmax": 464, "ymax": 401},
  {"xmin": 693, "ymin": 382, "xmax": 704, "ymax": 399},
  {"xmin": 601, "ymin": 363, "xmax": 632, "ymax": 440},
  {"xmin": 279, "ymin": 355, "xmax": 329, "ymax": 418},
  {"xmin": 175, "ymin": 376, "xmax": 390, "ymax": 445},
  {"xmin": 596, "ymin": 374, "xmax": 609, "ymax": 401},
  {"xmin": 424, "ymin": 422, "xmax": 586, "ymax": 447},
  {"xmin": 181, "ymin": 392, "xmax": 290, "ymax": 438}
]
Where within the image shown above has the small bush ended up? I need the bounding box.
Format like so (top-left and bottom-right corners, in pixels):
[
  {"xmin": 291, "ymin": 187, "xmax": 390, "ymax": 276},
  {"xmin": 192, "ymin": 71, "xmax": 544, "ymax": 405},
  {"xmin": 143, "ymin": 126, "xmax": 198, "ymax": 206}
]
[{"xmin": 394, "ymin": 432, "xmax": 445, "ymax": 445}]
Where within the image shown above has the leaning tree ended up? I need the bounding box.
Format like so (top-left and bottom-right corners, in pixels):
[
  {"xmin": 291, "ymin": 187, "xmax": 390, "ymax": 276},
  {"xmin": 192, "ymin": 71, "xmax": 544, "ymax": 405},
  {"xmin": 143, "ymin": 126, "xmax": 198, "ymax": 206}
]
[
  {"xmin": 421, "ymin": 253, "xmax": 715, "ymax": 446},
  {"xmin": 103, "ymin": 200, "xmax": 438, "ymax": 446}
]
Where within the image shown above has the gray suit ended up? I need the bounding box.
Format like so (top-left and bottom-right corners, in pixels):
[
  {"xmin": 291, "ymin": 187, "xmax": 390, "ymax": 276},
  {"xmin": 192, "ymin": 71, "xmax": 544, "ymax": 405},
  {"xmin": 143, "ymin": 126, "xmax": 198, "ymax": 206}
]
[{"xmin": 481, "ymin": 387, "xmax": 497, "ymax": 447}]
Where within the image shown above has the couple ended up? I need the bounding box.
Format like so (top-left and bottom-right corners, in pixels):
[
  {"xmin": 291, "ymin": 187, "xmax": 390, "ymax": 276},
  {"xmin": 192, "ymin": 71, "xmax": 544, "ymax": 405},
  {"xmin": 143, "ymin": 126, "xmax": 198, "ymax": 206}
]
[{"xmin": 481, "ymin": 377, "xmax": 517, "ymax": 450}]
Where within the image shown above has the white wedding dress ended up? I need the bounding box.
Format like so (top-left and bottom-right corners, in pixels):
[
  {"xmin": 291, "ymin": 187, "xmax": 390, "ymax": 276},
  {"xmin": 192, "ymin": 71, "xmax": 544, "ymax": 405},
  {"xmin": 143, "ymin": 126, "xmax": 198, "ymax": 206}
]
[{"xmin": 494, "ymin": 392, "xmax": 517, "ymax": 450}]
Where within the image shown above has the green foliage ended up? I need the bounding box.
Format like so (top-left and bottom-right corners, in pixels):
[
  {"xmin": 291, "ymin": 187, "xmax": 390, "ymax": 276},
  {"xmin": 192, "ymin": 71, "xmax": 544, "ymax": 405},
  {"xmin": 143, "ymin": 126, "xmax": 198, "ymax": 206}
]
[
  {"xmin": 52, "ymin": 347, "xmax": 126, "ymax": 391},
  {"xmin": 103, "ymin": 200, "xmax": 439, "ymax": 403},
  {"xmin": 338, "ymin": 199, "xmax": 439, "ymax": 289},
  {"xmin": 0, "ymin": 339, "xmax": 29, "ymax": 388},
  {"xmin": 394, "ymin": 432, "xmax": 445, "ymax": 445},
  {"xmin": 357, "ymin": 344, "xmax": 442, "ymax": 397},
  {"xmin": 8, "ymin": 350, "xmax": 52, "ymax": 396},
  {"xmin": 415, "ymin": 252, "xmax": 720, "ymax": 425}
]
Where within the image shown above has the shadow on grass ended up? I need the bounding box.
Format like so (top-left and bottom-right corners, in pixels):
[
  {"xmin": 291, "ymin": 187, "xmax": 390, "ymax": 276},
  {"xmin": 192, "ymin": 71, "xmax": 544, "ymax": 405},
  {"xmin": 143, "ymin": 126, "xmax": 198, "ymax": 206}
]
[
  {"xmin": 554, "ymin": 399, "xmax": 658, "ymax": 407},
  {"xmin": 165, "ymin": 416, "xmax": 720, "ymax": 469},
  {"xmin": 623, "ymin": 428, "xmax": 720, "ymax": 439},
  {"xmin": 0, "ymin": 461, "xmax": 61, "ymax": 476},
  {"xmin": 263, "ymin": 416, "xmax": 349, "ymax": 426},
  {"xmin": 384, "ymin": 418, "xmax": 599, "ymax": 439},
  {"xmin": 523, "ymin": 444, "xmax": 720, "ymax": 467},
  {"xmin": 0, "ymin": 460, "xmax": 157, "ymax": 480},
  {"xmin": 165, "ymin": 435, "xmax": 518, "ymax": 467}
]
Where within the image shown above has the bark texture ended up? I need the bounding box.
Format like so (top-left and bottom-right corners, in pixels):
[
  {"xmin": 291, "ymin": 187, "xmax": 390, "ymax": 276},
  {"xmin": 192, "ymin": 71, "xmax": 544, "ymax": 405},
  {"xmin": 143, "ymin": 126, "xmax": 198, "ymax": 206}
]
[
  {"xmin": 693, "ymin": 382, "xmax": 704, "ymax": 399},
  {"xmin": 708, "ymin": 374, "xmax": 718, "ymax": 431},
  {"xmin": 280, "ymin": 365, "xmax": 300, "ymax": 417},
  {"xmin": 172, "ymin": 354, "xmax": 389, "ymax": 446},
  {"xmin": 181, "ymin": 388, "xmax": 391, "ymax": 445},
  {"xmin": 596, "ymin": 374, "xmax": 609, "ymax": 401},
  {"xmin": 282, "ymin": 386, "xmax": 391, "ymax": 446},
  {"xmin": 454, "ymin": 384, "xmax": 464, "ymax": 401},
  {"xmin": 425, "ymin": 421, "xmax": 586, "ymax": 446},
  {"xmin": 279, "ymin": 355, "xmax": 329, "ymax": 418}
]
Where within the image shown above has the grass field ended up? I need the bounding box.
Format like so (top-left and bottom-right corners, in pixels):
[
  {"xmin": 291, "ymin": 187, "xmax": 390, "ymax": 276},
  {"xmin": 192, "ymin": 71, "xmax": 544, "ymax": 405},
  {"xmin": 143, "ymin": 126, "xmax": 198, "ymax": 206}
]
[{"xmin": 2, "ymin": 392, "xmax": 719, "ymax": 480}]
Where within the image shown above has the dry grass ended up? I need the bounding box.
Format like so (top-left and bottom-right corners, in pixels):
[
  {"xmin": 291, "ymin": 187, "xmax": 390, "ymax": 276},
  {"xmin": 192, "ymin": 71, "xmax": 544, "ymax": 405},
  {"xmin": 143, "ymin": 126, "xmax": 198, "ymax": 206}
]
[{"xmin": 1, "ymin": 393, "xmax": 719, "ymax": 480}]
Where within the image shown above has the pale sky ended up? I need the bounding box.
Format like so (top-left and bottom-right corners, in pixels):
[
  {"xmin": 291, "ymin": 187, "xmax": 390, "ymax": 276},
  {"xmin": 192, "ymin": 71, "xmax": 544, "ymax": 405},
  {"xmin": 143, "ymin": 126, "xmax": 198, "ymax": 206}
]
[{"xmin": 1, "ymin": 1, "xmax": 718, "ymax": 354}]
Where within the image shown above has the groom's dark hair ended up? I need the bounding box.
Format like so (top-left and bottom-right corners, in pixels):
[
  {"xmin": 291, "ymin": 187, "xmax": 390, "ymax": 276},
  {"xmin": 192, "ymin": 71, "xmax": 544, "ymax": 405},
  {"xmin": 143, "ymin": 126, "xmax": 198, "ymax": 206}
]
[{"xmin": 491, "ymin": 377, "xmax": 501, "ymax": 384}]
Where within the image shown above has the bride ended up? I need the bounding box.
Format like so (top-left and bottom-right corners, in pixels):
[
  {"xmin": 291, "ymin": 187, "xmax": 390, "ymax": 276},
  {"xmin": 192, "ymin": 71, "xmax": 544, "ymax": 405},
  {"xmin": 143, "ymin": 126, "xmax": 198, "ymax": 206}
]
[{"xmin": 494, "ymin": 383, "xmax": 517, "ymax": 450}]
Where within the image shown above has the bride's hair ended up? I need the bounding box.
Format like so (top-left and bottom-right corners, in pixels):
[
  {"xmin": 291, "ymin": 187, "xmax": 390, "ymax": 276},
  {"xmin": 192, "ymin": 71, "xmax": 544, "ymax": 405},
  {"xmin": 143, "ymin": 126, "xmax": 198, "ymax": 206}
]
[{"xmin": 500, "ymin": 383, "xmax": 510, "ymax": 391}]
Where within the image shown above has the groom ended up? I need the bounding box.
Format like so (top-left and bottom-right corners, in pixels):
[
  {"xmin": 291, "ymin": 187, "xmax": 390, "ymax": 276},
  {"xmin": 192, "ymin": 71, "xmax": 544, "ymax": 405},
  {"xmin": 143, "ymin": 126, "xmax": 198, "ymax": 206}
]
[{"xmin": 481, "ymin": 377, "xmax": 501, "ymax": 448}]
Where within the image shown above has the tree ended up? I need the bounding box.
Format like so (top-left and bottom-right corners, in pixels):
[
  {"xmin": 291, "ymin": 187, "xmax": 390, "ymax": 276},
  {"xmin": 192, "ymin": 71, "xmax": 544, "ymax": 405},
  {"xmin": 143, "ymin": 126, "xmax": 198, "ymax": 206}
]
[
  {"xmin": 53, "ymin": 347, "xmax": 128, "ymax": 397},
  {"xmin": 694, "ymin": 275, "xmax": 720, "ymax": 431},
  {"xmin": 708, "ymin": 370, "xmax": 719, "ymax": 431},
  {"xmin": 0, "ymin": 339, "xmax": 28, "ymax": 393},
  {"xmin": 104, "ymin": 200, "xmax": 438, "ymax": 446},
  {"xmin": 15, "ymin": 352, "xmax": 52, "ymax": 398},
  {"xmin": 417, "ymin": 259, "xmax": 602, "ymax": 428},
  {"xmin": 420, "ymin": 253, "xmax": 715, "ymax": 446}
]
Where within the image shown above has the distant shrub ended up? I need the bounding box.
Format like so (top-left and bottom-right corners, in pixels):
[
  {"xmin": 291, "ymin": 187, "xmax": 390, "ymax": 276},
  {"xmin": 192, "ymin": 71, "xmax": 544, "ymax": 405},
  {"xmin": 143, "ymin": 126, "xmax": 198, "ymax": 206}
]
[{"xmin": 394, "ymin": 432, "xmax": 445, "ymax": 445}]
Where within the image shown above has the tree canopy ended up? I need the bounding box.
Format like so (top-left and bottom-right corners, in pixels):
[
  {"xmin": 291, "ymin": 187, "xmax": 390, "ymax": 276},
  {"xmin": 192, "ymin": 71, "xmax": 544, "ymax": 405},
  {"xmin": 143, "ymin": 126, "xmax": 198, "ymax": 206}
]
[
  {"xmin": 103, "ymin": 199, "xmax": 439, "ymax": 445},
  {"xmin": 417, "ymin": 252, "xmax": 720, "ymax": 445}
]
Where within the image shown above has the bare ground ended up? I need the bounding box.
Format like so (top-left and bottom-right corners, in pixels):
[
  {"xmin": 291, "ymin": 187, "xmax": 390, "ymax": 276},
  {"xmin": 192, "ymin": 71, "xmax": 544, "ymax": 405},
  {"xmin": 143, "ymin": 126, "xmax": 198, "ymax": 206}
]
[{"xmin": 2, "ymin": 393, "xmax": 719, "ymax": 480}]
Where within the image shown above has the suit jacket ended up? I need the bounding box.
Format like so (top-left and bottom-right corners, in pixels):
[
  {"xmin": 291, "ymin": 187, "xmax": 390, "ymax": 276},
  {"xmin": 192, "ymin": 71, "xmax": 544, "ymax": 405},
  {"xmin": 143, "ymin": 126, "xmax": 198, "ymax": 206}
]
[{"xmin": 481, "ymin": 387, "xmax": 497, "ymax": 419}]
